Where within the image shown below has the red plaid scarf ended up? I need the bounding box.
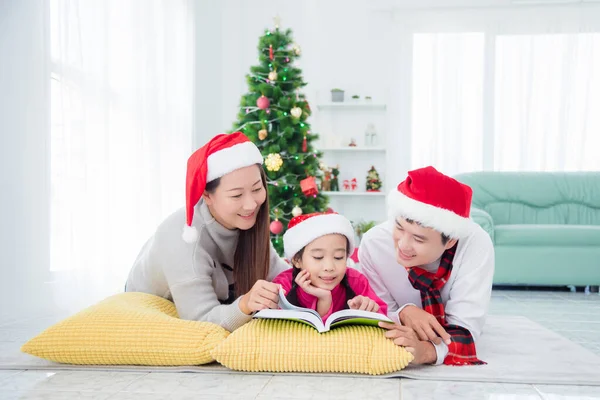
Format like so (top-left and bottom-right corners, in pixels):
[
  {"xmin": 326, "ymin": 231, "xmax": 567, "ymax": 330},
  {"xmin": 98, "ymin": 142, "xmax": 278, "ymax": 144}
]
[{"xmin": 407, "ymin": 243, "xmax": 485, "ymax": 365}]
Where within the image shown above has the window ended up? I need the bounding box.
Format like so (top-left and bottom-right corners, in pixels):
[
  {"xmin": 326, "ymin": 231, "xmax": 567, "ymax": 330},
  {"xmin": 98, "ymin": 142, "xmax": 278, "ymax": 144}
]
[{"xmin": 408, "ymin": 9, "xmax": 600, "ymax": 174}]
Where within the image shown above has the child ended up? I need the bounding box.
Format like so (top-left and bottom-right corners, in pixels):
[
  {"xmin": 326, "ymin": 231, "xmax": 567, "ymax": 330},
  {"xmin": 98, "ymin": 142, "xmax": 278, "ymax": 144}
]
[{"xmin": 272, "ymin": 212, "xmax": 388, "ymax": 321}]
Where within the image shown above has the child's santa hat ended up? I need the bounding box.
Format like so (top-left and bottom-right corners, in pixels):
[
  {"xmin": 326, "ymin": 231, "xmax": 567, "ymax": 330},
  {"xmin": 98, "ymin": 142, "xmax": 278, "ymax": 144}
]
[
  {"xmin": 387, "ymin": 166, "xmax": 475, "ymax": 239},
  {"xmin": 283, "ymin": 211, "xmax": 356, "ymax": 261},
  {"xmin": 183, "ymin": 132, "xmax": 263, "ymax": 243}
]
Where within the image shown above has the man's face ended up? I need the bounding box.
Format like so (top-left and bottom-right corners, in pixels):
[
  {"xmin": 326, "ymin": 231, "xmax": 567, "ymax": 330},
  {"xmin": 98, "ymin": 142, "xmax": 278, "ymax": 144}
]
[{"xmin": 392, "ymin": 217, "xmax": 457, "ymax": 268}]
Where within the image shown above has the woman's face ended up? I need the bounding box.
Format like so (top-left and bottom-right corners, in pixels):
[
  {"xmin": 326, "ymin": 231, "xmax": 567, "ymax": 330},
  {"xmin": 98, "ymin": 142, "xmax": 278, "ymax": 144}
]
[{"xmin": 203, "ymin": 165, "xmax": 266, "ymax": 230}]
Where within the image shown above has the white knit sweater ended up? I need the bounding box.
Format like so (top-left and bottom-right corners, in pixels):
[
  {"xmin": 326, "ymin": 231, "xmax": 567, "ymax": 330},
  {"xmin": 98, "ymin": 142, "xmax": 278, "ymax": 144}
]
[{"xmin": 126, "ymin": 200, "xmax": 290, "ymax": 331}]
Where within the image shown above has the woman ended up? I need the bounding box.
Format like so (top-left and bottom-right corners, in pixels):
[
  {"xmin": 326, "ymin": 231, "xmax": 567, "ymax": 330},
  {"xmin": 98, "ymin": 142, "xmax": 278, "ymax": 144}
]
[{"xmin": 126, "ymin": 132, "xmax": 290, "ymax": 332}]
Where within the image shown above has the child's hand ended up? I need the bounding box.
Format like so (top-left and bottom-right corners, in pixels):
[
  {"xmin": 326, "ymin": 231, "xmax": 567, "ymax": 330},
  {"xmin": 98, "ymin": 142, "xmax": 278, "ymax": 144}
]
[
  {"xmin": 348, "ymin": 296, "xmax": 380, "ymax": 313},
  {"xmin": 295, "ymin": 270, "xmax": 331, "ymax": 299}
]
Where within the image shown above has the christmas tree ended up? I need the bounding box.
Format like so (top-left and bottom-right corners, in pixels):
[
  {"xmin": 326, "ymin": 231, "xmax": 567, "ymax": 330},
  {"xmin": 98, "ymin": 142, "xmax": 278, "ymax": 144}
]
[
  {"xmin": 366, "ymin": 166, "xmax": 382, "ymax": 192},
  {"xmin": 230, "ymin": 17, "xmax": 328, "ymax": 255}
]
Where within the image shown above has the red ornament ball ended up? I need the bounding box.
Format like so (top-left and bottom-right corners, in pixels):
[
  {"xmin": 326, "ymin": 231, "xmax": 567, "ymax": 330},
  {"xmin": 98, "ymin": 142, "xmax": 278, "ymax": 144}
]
[
  {"xmin": 257, "ymin": 95, "xmax": 270, "ymax": 110},
  {"xmin": 270, "ymin": 220, "xmax": 283, "ymax": 235}
]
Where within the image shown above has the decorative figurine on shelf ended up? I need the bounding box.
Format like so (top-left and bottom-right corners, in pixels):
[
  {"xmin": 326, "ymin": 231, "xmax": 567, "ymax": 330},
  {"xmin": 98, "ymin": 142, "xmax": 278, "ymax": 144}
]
[
  {"xmin": 343, "ymin": 179, "xmax": 350, "ymax": 191},
  {"xmin": 330, "ymin": 165, "xmax": 340, "ymax": 191},
  {"xmin": 364, "ymin": 123, "xmax": 377, "ymax": 146},
  {"xmin": 348, "ymin": 138, "xmax": 357, "ymax": 147},
  {"xmin": 321, "ymin": 168, "xmax": 332, "ymax": 191},
  {"xmin": 351, "ymin": 178, "xmax": 358, "ymax": 191},
  {"xmin": 366, "ymin": 165, "xmax": 382, "ymax": 192}
]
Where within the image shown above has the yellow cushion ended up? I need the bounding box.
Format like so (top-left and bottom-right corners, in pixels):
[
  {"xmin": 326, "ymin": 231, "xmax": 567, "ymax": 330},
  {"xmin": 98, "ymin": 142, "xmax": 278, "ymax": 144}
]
[
  {"xmin": 211, "ymin": 319, "xmax": 413, "ymax": 375},
  {"xmin": 21, "ymin": 292, "xmax": 229, "ymax": 366}
]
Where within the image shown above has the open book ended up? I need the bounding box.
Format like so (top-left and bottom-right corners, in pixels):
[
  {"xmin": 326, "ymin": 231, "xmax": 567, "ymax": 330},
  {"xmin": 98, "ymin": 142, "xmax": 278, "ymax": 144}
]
[{"xmin": 253, "ymin": 288, "xmax": 392, "ymax": 333}]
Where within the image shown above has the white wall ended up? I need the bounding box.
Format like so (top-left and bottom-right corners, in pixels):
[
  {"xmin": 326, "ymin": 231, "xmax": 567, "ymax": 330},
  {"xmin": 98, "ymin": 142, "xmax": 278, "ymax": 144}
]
[
  {"xmin": 192, "ymin": 0, "xmax": 559, "ymax": 160},
  {"xmin": 194, "ymin": 0, "xmax": 600, "ymax": 223},
  {"xmin": 194, "ymin": 0, "xmax": 408, "ymax": 223},
  {"xmin": 0, "ymin": 0, "xmax": 52, "ymax": 323}
]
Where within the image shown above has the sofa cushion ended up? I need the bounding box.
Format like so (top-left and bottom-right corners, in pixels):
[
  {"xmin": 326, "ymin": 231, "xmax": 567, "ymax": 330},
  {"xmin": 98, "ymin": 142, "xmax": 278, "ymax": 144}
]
[
  {"xmin": 454, "ymin": 171, "xmax": 600, "ymax": 226},
  {"xmin": 470, "ymin": 207, "xmax": 495, "ymax": 242},
  {"xmin": 495, "ymin": 224, "xmax": 600, "ymax": 246}
]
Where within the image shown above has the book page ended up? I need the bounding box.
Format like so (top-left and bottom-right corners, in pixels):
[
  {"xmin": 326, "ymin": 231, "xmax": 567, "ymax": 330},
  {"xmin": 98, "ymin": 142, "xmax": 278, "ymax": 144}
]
[
  {"xmin": 253, "ymin": 309, "xmax": 326, "ymax": 333},
  {"xmin": 277, "ymin": 287, "xmax": 321, "ymax": 320},
  {"xmin": 325, "ymin": 309, "xmax": 393, "ymax": 331}
]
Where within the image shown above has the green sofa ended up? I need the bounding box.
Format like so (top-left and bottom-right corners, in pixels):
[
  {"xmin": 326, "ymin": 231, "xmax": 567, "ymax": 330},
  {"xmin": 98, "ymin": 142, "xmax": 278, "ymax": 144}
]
[{"xmin": 454, "ymin": 171, "xmax": 600, "ymax": 287}]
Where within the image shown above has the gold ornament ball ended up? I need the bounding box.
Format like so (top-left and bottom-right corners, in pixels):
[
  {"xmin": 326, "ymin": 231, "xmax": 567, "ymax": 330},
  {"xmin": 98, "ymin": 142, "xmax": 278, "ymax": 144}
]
[
  {"xmin": 265, "ymin": 153, "xmax": 283, "ymax": 172},
  {"xmin": 290, "ymin": 106, "xmax": 303, "ymax": 119},
  {"xmin": 292, "ymin": 44, "xmax": 301, "ymax": 56},
  {"xmin": 291, "ymin": 206, "xmax": 303, "ymax": 217},
  {"xmin": 268, "ymin": 71, "xmax": 278, "ymax": 81},
  {"xmin": 258, "ymin": 129, "xmax": 268, "ymax": 140}
]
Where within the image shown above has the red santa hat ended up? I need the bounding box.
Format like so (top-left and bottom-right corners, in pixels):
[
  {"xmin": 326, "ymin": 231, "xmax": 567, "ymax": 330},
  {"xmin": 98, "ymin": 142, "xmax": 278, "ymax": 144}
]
[
  {"xmin": 283, "ymin": 211, "xmax": 356, "ymax": 261},
  {"xmin": 183, "ymin": 132, "xmax": 263, "ymax": 243},
  {"xmin": 387, "ymin": 166, "xmax": 475, "ymax": 239}
]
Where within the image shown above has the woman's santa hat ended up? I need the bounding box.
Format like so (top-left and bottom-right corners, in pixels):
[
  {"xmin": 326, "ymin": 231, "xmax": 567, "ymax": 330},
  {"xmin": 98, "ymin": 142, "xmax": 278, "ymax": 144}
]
[
  {"xmin": 283, "ymin": 211, "xmax": 356, "ymax": 261},
  {"xmin": 387, "ymin": 166, "xmax": 475, "ymax": 239},
  {"xmin": 183, "ymin": 132, "xmax": 263, "ymax": 243}
]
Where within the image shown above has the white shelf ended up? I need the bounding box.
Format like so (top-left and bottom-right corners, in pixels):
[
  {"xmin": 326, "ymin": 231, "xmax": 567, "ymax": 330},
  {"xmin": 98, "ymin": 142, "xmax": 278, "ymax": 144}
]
[
  {"xmin": 317, "ymin": 102, "xmax": 386, "ymax": 110},
  {"xmin": 320, "ymin": 146, "xmax": 386, "ymax": 152},
  {"xmin": 323, "ymin": 191, "xmax": 386, "ymax": 197}
]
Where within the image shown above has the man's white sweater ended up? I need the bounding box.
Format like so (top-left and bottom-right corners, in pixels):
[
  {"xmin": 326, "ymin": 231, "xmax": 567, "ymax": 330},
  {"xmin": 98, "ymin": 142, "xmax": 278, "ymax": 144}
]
[{"xmin": 358, "ymin": 220, "xmax": 495, "ymax": 363}]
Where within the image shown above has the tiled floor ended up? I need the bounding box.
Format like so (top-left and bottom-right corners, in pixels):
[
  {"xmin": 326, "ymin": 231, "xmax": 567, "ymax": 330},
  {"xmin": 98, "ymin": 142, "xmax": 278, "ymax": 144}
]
[{"xmin": 0, "ymin": 290, "xmax": 599, "ymax": 399}]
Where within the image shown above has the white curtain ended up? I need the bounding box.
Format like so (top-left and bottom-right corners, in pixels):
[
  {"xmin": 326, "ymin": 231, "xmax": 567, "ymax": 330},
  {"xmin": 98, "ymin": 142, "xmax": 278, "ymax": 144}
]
[
  {"xmin": 49, "ymin": 0, "xmax": 194, "ymax": 312},
  {"xmin": 411, "ymin": 32, "xmax": 485, "ymax": 176},
  {"xmin": 495, "ymin": 33, "xmax": 600, "ymax": 171},
  {"xmin": 405, "ymin": 5, "xmax": 600, "ymax": 175}
]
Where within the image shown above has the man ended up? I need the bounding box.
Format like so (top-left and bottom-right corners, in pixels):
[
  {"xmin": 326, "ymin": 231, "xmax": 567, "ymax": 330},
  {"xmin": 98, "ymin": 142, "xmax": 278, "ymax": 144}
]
[{"xmin": 358, "ymin": 166, "xmax": 495, "ymax": 366}]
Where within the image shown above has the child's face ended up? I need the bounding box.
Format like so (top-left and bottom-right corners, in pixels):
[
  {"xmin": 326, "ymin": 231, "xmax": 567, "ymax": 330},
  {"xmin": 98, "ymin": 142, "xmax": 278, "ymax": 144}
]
[{"xmin": 295, "ymin": 234, "xmax": 348, "ymax": 290}]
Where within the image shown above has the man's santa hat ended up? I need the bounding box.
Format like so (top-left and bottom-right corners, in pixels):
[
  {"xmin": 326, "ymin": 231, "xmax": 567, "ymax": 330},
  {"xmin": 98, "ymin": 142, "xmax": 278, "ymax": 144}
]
[
  {"xmin": 387, "ymin": 166, "xmax": 475, "ymax": 239},
  {"xmin": 183, "ymin": 132, "xmax": 263, "ymax": 243},
  {"xmin": 283, "ymin": 211, "xmax": 355, "ymax": 261}
]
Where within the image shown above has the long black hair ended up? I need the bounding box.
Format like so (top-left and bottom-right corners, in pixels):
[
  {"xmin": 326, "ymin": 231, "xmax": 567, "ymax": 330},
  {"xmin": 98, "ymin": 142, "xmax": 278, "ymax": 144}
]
[
  {"xmin": 204, "ymin": 165, "xmax": 271, "ymax": 297},
  {"xmin": 285, "ymin": 237, "xmax": 356, "ymax": 308}
]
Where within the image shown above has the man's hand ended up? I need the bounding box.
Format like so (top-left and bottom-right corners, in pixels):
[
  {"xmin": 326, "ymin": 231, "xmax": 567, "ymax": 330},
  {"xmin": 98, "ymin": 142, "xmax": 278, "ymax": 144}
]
[
  {"xmin": 399, "ymin": 305, "xmax": 451, "ymax": 345},
  {"xmin": 378, "ymin": 322, "xmax": 437, "ymax": 365}
]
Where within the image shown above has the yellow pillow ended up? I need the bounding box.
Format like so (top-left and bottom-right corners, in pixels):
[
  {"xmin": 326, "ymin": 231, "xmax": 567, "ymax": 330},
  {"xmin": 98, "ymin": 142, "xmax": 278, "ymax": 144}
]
[
  {"xmin": 21, "ymin": 292, "xmax": 229, "ymax": 366},
  {"xmin": 211, "ymin": 319, "xmax": 413, "ymax": 375}
]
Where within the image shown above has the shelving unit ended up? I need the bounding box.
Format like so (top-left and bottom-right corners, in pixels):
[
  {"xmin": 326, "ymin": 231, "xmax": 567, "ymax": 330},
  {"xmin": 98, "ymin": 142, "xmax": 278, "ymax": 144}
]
[
  {"xmin": 316, "ymin": 102, "xmax": 387, "ymax": 110},
  {"xmin": 314, "ymin": 99, "xmax": 389, "ymax": 224},
  {"xmin": 322, "ymin": 191, "xmax": 386, "ymax": 197},
  {"xmin": 320, "ymin": 147, "xmax": 386, "ymax": 152}
]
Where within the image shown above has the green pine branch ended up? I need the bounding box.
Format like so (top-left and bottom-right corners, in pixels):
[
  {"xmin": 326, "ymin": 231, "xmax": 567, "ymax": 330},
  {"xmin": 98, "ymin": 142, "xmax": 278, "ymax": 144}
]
[{"xmin": 229, "ymin": 25, "xmax": 329, "ymax": 255}]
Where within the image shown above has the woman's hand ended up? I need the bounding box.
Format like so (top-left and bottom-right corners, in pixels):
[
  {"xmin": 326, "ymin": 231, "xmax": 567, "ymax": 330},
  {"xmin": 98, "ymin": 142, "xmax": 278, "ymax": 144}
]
[
  {"xmin": 239, "ymin": 280, "xmax": 280, "ymax": 315},
  {"xmin": 294, "ymin": 270, "xmax": 331, "ymax": 299},
  {"xmin": 347, "ymin": 295, "xmax": 380, "ymax": 313}
]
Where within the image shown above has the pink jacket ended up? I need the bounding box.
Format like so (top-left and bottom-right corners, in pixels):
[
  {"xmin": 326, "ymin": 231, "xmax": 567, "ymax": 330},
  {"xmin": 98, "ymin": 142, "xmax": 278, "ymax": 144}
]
[{"xmin": 272, "ymin": 268, "xmax": 388, "ymax": 321}]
